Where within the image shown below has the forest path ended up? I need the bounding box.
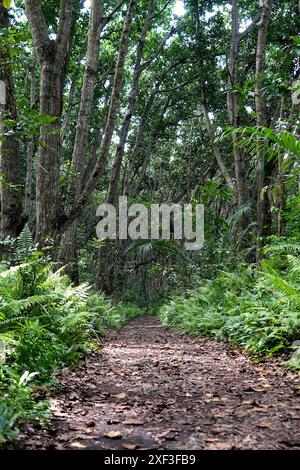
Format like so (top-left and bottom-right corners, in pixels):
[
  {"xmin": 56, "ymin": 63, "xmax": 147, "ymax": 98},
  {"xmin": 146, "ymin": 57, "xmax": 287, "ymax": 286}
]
[{"xmin": 20, "ymin": 316, "xmax": 300, "ymax": 450}]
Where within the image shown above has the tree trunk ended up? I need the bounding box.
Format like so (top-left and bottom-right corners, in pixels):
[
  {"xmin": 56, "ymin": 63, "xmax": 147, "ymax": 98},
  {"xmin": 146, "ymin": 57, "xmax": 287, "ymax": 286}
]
[
  {"xmin": 131, "ymin": 97, "xmax": 170, "ymax": 197},
  {"xmin": 227, "ymin": 1, "xmax": 250, "ymax": 228},
  {"xmin": 25, "ymin": 59, "xmax": 36, "ymax": 221},
  {"xmin": 64, "ymin": 0, "xmax": 137, "ymax": 228},
  {"xmin": 107, "ymin": 0, "xmax": 155, "ymax": 204},
  {"xmin": 61, "ymin": 72, "xmax": 76, "ymax": 143},
  {"xmin": 201, "ymin": 93, "xmax": 234, "ymax": 191},
  {"xmin": 0, "ymin": 1, "xmax": 23, "ymax": 238},
  {"xmin": 255, "ymin": 0, "xmax": 273, "ymax": 262},
  {"xmin": 35, "ymin": 52, "xmax": 64, "ymax": 244},
  {"xmin": 59, "ymin": 0, "xmax": 104, "ymax": 283},
  {"xmin": 25, "ymin": 0, "xmax": 74, "ymax": 245},
  {"xmin": 123, "ymin": 82, "xmax": 160, "ymax": 195}
]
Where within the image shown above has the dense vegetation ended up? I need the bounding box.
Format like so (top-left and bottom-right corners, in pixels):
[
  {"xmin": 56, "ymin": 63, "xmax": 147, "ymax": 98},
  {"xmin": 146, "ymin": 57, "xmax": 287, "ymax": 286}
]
[
  {"xmin": 0, "ymin": 0, "xmax": 299, "ymax": 447},
  {"xmin": 159, "ymin": 243, "xmax": 300, "ymax": 362},
  {"xmin": 0, "ymin": 236, "xmax": 141, "ymax": 444}
]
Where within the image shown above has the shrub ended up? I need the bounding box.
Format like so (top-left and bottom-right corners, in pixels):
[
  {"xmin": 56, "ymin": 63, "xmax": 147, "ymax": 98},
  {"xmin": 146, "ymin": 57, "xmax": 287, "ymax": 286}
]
[
  {"xmin": 0, "ymin": 366, "xmax": 49, "ymax": 446},
  {"xmin": 0, "ymin": 253, "xmax": 143, "ymax": 445},
  {"xmin": 159, "ymin": 248, "xmax": 300, "ymax": 367}
]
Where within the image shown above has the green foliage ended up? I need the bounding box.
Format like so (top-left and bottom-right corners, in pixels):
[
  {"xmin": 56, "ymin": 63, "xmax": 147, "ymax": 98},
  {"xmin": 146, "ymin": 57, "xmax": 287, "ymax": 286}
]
[
  {"xmin": 159, "ymin": 245, "xmax": 300, "ymax": 366},
  {"xmin": 16, "ymin": 224, "xmax": 34, "ymax": 261},
  {"xmin": 0, "ymin": 253, "xmax": 142, "ymax": 445},
  {"xmin": 0, "ymin": 366, "xmax": 49, "ymax": 446},
  {"xmin": 227, "ymin": 126, "xmax": 300, "ymax": 163}
]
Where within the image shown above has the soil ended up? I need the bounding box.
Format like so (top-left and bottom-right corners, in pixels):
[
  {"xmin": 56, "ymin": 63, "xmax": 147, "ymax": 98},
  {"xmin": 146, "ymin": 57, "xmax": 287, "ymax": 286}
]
[{"xmin": 19, "ymin": 316, "xmax": 300, "ymax": 450}]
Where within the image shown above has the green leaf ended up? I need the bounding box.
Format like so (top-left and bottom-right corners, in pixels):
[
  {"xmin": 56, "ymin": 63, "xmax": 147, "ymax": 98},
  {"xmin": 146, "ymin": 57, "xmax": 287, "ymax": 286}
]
[{"xmin": 3, "ymin": 0, "xmax": 12, "ymax": 9}]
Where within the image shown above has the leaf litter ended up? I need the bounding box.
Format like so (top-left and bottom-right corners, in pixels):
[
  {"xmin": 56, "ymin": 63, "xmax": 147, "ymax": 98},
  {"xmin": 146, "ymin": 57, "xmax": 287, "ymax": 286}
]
[{"xmin": 19, "ymin": 316, "xmax": 300, "ymax": 450}]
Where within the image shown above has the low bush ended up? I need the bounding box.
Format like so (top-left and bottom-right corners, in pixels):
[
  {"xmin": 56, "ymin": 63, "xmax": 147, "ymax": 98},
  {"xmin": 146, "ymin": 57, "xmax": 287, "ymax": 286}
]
[
  {"xmin": 159, "ymin": 244, "xmax": 300, "ymax": 367},
  {"xmin": 0, "ymin": 252, "xmax": 142, "ymax": 446}
]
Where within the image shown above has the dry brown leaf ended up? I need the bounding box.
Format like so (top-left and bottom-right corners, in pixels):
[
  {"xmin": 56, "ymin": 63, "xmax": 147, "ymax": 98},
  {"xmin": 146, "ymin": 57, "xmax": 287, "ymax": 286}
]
[
  {"xmin": 248, "ymin": 386, "xmax": 267, "ymax": 393},
  {"xmin": 241, "ymin": 434, "xmax": 253, "ymax": 445},
  {"xmin": 207, "ymin": 441, "xmax": 232, "ymax": 450},
  {"xmin": 122, "ymin": 418, "xmax": 145, "ymax": 426},
  {"xmin": 122, "ymin": 443, "xmax": 138, "ymax": 450},
  {"xmin": 258, "ymin": 420, "xmax": 273, "ymax": 429},
  {"xmin": 70, "ymin": 442, "xmax": 87, "ymax": 448},
  {"xmin": 112, "ymin": 392, "xmax": 127, "ymax": 399},
  {"xmin": 214, "ymin": 442, "xmax": 232, "ymax": 450},
  {"xmin": 204, "ymin": 436, "xmax": 219, "ymax": 443},
  {"xmin": 86, "ymin": 420, "xmax": 96, "ymax": 427},
  {"xmin": 104, "ymin": 430, "xmax": 122, "ymax": 439},
  {"xmin": 157, "ymin": 428, "xmax": 178, "ymax": 438},
  {"xmin": 211, "ymin": 426, "xmax": 222, "ymax": 434},
  {"xmin": 69, "ymin": 392, "xmax": 79, "ymax": 400}
]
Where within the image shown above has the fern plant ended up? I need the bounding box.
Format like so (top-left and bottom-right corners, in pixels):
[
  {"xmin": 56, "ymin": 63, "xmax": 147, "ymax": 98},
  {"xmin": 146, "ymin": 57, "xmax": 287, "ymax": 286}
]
[{"xmin": 16, "ymin": 224, "xmax": 34, "ymax": 261}]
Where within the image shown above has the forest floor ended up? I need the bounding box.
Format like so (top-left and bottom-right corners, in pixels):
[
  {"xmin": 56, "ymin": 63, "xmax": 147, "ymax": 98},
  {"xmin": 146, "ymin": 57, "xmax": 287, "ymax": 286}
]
[{"xmin": 19, "ymin": 316, "xmax": 300, "ymax": 450}]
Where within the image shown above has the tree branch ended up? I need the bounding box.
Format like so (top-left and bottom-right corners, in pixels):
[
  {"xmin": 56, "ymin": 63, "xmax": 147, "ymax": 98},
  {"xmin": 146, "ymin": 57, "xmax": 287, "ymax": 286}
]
[
  {"xmin": 238, "ymin": 11, "xmax": 261, "ymax": 41},
  {"xmin": 24, "ymin": 0, "xmax": 50, "ymax": 59},
  {"xmin": 62, "ymin": 0, "xmax": 137, "ymax": 228},
  {"xmin": 100, "ymin": 0, "xmax": 126, "ymax": 31},
  {"xmin": 57, "ymin": 0, "xmax": 74, "ymax": 59},
  {"xmin": 150, "ymin": 0, "xmax": 173, "ymax": 22},
  {"xmin": 141, "ymin": 27, "xmax": 175, "ymax": 71}
]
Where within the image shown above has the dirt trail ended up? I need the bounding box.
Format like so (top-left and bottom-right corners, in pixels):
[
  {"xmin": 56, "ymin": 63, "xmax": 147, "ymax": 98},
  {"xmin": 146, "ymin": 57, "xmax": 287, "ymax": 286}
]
[{"xmin": 20, "ymin": 316, "xmax": 300, "ymax": 450}]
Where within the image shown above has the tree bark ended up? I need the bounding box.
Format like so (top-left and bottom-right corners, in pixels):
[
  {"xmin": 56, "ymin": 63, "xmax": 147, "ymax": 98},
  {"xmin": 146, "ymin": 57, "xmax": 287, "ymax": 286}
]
[
  {"xmin": 131, "ymin": 97, "xmax": 170, "ymax": 197},
  {"xmin": 227, "ymin": 1, "xmax": 250, "ymax": 227},
  {"xmin": 25, "ymin": 59, "xmax": 36, "ymax": 220},
  {"xmin": 0, "ymin": 1, "xmax": 23, "ymax": 238},
  {"xmin": 61, "ymin": 72, "xmax": 76, "ymax": 144},
  {"xmin": 123, "ymin": 69, "xmax": 174, "ymax": 196},
  {"xmin": 201, "ymin": 92, "xmax": 234, "ymax": 191},
  {"xmin": 255, "ymin": 0, "xmax": 273, "ymax": 262},
  {"xmin": 25, "ymin": 0, "xmax": 74, "ymax": 245},
  {"xmin": 59, "ymin": 0, "xmax": 104, "ymax": 283},
  {"xmin": 64, "ymin": 0, "xmax": 137, "ymax": 228},
  {"xmin": 107, "ymin": 0, "xmax": 155, "ymax": 205}
]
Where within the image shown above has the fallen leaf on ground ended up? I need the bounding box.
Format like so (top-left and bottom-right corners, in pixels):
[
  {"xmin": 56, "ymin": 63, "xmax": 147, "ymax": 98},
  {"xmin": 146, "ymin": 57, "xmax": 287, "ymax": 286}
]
[
  {"xmin": 69, "ymin": 392, "xmax": 79, "ymax": 400},
  {"xmin": 70, "ymin": 442, "xmax": 87, "ymax": 448},
  {"xmin": 241, "ymin": 434, "xmax": 253, "ymax": 445},
  {"xmin": 258, "ymin": 420, "xmax": 273, "ymax": 429},
  {"xmin": 107, "ymin": 418, "xmax": 121, "ymax": 424},
  {"xmin": 206, "ymin": 441, "xmax": 232, "ymax": 450},
  {"xmin": 104, "ymin": 430, "xmax": 122, "ymax": 439},
  {"xmin": 112, "ymin": 392, "xmax": 127, "ymax": 399},
  {"xmin": 122, "ymin": 418, "xmax": 145, "ymax": 426},
  {"xmin": 204, "ymin": 436, "xmax": 219, "ymax": 443},
  {"xmin": 122, "ymin": 443, "xmax": 138, "ymax": 450}
]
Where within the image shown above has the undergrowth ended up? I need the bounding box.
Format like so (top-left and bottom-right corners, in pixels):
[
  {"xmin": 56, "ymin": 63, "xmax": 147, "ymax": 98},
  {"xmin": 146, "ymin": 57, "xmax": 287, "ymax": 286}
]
[
  {"xmin": 159, "ymin": 239, "xmax": 300, "ymax": 369},
  {"xmin": 0, "ymin": 244, "xmax": 141, "ymax": 446}
]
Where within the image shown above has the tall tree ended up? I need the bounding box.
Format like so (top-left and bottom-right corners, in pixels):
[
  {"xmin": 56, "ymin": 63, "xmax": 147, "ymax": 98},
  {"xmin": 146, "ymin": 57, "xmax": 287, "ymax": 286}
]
[
  {"xmin": 25, "ymin": 0, "xmax": 75, "ymax": 244},
  {"xmin": 200, "ymin": 89, "xmax": 234, "ymax": 191},
  {"xmin": 60, "ymin": 0, "xmax": 137, "ymax": 282},
  {"xmin": 60, "ymin": 0, "xmax": 104, "ymax": 283},
  {"xmin": 107, "ymin": 0, "xmax": 156, "ymax": 204},
  {"xmin": 0, "ymin": 0, "xmax": 23, "ymax": 238},
  {"xmin": 24, "ymin": 58, "xmax": 36, "ymax": 219},
  {"xmin": 227, "ymin": 0, "xmax": 251, "ymax": 227},
  {"xmin": 64, "ymin": 0, "xmax": 137, "ymax": 226},
  {"xmin": 255, "ymin": 0, "xmax": 273, "ymax": 261}
]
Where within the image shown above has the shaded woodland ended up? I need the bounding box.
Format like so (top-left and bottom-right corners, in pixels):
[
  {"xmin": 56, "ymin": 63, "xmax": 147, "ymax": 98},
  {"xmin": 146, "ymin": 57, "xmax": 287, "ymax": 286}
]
[{"xmin": 0, "ymin": 0, "xmax": 299, "ymax": 449}]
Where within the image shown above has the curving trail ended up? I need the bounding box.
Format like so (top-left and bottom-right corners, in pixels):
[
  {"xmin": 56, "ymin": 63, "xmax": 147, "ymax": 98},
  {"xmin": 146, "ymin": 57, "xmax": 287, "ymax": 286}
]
[{"xmin": 20, "ymin": 316, "xmax": 300, "ymax": 450}]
